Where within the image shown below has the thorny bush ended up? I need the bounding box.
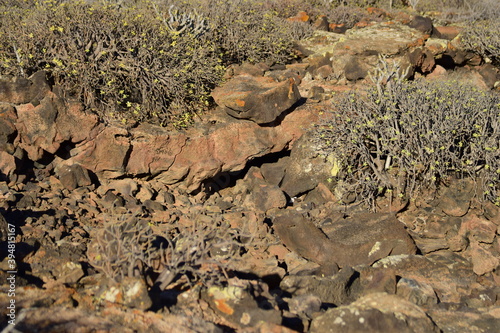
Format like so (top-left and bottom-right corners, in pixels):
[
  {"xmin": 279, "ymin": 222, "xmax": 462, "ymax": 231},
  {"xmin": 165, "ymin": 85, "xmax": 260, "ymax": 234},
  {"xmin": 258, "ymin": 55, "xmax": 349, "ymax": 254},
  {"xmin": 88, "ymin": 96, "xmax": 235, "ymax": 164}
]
[
  {"xmin": 0, "ymin": 0, "xmax": 313, "ymax": 128},
  {"xmin": 315, "ymin": 73, "xmax": 500, "ymax": 208},
  {"xmin": 90, "ymin": 211, "xmax": 254, "ymax": 289},
  {"xmin": 461, "ymin": 18, "xmax": 500, "ymax": 66}
]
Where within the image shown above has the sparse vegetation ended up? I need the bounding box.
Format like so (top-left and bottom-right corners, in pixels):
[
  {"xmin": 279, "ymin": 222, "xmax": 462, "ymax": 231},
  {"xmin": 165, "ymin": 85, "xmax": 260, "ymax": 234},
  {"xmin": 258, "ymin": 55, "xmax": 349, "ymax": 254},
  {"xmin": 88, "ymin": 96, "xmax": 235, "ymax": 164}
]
[
  {"xmin": 315, "ymin": 56, "xmax": 500, "ymax": 207},
  {"xmin": 0, "ymin": 0, "xmax": 313, "ymax": 127},
  {"xmin": 90, "ymin": 210, "xmax": 254, "ymax": 289},
  {"xmin": 461, "ymin": 19, "xmax": 500, "ymax": 66}
]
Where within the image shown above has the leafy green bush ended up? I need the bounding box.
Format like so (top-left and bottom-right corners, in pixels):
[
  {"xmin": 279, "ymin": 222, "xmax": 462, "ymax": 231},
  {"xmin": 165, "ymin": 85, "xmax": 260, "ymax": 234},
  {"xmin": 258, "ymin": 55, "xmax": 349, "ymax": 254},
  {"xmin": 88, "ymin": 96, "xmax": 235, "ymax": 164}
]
[
  {"xmin": 0, "ymin": 0, "xmax": 313, "ymax": 127},
  {"xmin": 315, "ymin": 64, "xmax": 500, "ymax": 207}
]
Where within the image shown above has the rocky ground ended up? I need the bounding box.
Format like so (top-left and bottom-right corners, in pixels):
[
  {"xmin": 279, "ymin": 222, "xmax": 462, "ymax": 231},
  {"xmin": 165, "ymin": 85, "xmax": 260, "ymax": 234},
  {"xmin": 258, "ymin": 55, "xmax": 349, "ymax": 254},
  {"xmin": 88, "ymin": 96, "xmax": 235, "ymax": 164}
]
[{"xmin": 1, "ymin": 7, "xmax": 500, "ymax": 333}]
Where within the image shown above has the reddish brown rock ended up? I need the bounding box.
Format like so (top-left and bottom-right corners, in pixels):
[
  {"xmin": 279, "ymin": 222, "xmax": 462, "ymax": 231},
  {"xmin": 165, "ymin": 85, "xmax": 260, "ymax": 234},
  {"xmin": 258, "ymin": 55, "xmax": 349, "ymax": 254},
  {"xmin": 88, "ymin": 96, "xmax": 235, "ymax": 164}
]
[
  {"xmin": 344, "ymin": 57, "xmax": 368, "ymax": 81},
  {"xmin": 72, "ymin": 126, "xmax": 130, "ymax": 179},
  {"xmin": 0, "ymin": 71, "xmax": 51, "ymax": 104},
  {"xmin": 313, "ymin": 15, "xmax": 329, "ymax": 31},
  {"xmin": 15, "ymin": 92, "xmax": 60, "ymax": 160},
  {"xmin": 396, "ymin": 277, "xmax": 438, "ymax": 307},
  {"xmin": 15, "ymin": 91, "xmax": 99, "ymax": 161},
  {"xmin": 273, "ymin": 210, "xmax": 415, "ymax": 273},
  {"xmin": 0, "ymin": 151, "xmax": 16, "ymax": 181},
  {"xmin": 273, "ymin": 210, "xmax": 339, "ymax": 275},
  {"xmin": 438, "ymin": 178, "xmax": 475, "ymax": 217},
  {"xmin": 203, "ymin": 280, "xmax": 281, "ymax": 330},
  {"xmin": 428, "ymin": 307, "xmax": 500, "ymax": 333},
  {"xmin": 127, "ymin": 123, "xmax": 187, "ymax": 177},
  {"xmin": 54, "ymin": 162, "xmax": 92, "ymax": 191},
  {"xmin": 155, "ymin": 105, "xmax": 312, "ymax": 191},
  {"xmin": 281, "ymin": 267, "xmax": 361, "ymax": 306},
  {"xmin": 280, "ymin": 132, "xmax": 334, "ymax": 197},
  {"xmin": 242, "ymin": 167, "xmax": 287, "ymax": 212},
  {"xmin": 0, "ymin": 104, "xmax": 17, "ymax": 151},
  {"xmin": 287, "ymin": 11, "xmax": 309, "ymax": 23},
  {"xmin": 466, "ymin": 241, "xmax": 499, "ymax": 276},
  {"xmin": 409, "ymin": 47, "xmax": 435, "ymax": 73},
  {"xmin": 321, "ymin": 212, "xmax": 417, "ymax": 267},
  {"xmin": 459, "ymin": 214, "xmax": 497, "ymax": 244},
  {"xmin": 310, "ymin": 293, "xmax": 439, "ymax": 333},
  {"xmin": 426, "ymin": 64, "xmax": 447, "ymax": 79},
  {"xmin": 211, "ymin": 74, "xmax": 301, "ymax": 124},
  {"xmin": 434, "ymin": 26, "xmax": 461, "ymax": 40},
  {"xmin": 373, "ymin": 252, "xmax": 476, "ymax": 303},
  {"xmin": 408, "ymin": 16, "xmax": 434, "ymax": 35},
  {"xmin": 478, "ymin": 63, "xmax": 500, "ymax": 89}
]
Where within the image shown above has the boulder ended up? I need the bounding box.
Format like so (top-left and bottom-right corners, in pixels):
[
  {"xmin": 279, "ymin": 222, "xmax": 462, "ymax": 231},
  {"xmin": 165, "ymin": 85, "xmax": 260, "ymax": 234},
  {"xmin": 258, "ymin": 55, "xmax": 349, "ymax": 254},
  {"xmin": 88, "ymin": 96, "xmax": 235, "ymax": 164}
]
[
  {"xmin": 320, "ymin": 212, "xmax": 417, "ymax": 267},
  {"xmin": 438, "ymin": 178, "xmax": 475, "ymax": 217},
  {"xmin": 15, "ymin": 91, "xmax": 99, "ymax": 161},
  {"xmin": 203, "ymin": 280, "xmax": 281, "ymax": 330},
  {"xmin": 72, "ymin": 126, "xmax": 130, "ymax": 179},
  {"xmin": 54, "ymin": 162, "xmax": 92, "ymax": 191},
  {"xmin": 0, "ymin": 71, "xmax": 51, "ymax": 104},
  {"xmin": 465, "ymin": 241, "xmax": 499, "ymax": 276},
  {"xmin": 242, "ymin": 167, "xmax": 287, "ymax": 212},
  {"xmin": 273, "ymin": 210, "xmax": 416, "ymax": 272},
  {"xmin": 310, "ymin": 293, "xmax": 439, "ymax": 333},
  {"xmin": 428, "ymin": 307, "xmax": 500, "ymax": 333},
  {"xmin": 280, "ymin": 267, "xmax": 361, "ymax": 305},
  {"xmin": 151, "ymin": 105, "xmax": 313, "ymax": 191},
  {"xmin": 0, "ymin": 150, "xmax": 16, "ymax": 182},
  {"xmin": 280, "ymin": 131, "xmax": 334, "ymax": 197},
  {"xmin": 408, "ymin": 16, "xmax": 434, "ymax": 35},
  {"xmin": 373, "ymin": 252, "xmax": 476, "ymax": 303},
  {"xmin": 273, "ymin": 210, "xmax": 339, "ymax": 275},
  {"xmin": 0, "ymin": 104, "xmax": 17, "ymax": 151},
  {"xmin": 211, "ymin": 74, "xmax": 301, "ymax": 124}
]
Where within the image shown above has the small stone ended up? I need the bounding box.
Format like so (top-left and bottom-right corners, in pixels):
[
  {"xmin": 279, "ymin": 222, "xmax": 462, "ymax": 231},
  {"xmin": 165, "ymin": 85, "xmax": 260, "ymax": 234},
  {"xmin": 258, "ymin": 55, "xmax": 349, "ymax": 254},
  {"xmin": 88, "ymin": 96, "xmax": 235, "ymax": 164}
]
[
  {"xmin": 53, "ymin": 261, "xmax": 85, "ymax": 284},
  {"xmin": 466, "ymin": 241, "xmax": 499, "ymax": 276},
  {"xmin": 136, "ymin": 184, "xmax": 154, "ymax": 202}
]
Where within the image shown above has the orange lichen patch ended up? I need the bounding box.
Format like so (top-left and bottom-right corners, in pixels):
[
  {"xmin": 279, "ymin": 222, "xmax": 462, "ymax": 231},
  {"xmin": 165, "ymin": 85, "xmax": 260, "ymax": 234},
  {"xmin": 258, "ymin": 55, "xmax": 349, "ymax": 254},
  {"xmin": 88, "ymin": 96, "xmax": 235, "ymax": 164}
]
[
  {"xmin": 287, "ymin": 11, "xmax": 309, "ymax": 23},
  {"xmin": 287, "ymin": 78, "xmax": 296, "ymax": 99},
  {"xmin": 235, "ymin": 99, "xmax": 246, "ymax": 107},
  {"xmin": 354, "ymin": 21, "xmax": 370, "ymax": 28},
  {"xmin": 367, "ymin": 7, "xmax": 387, "ymax": 17},
  {"xmin": 329, "ymin": 23, "xmax": 344, "ymax": 30},
  {"xmin": 214, "ymin": 299, "xmax": 234, "ymax": 315},
  {"xmin": 407, "ymin": 37, "xmax": 427, "ymax": 48}
]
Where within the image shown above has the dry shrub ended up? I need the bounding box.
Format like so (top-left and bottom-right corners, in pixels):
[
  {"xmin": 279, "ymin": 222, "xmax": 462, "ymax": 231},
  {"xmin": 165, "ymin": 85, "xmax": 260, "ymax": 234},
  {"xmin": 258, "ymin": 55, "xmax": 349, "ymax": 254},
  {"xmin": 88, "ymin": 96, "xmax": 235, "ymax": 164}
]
[
  {"xmin": 314, "ymin": 59, "xmax": 500, "ymax": 207},
  {"xmin": 461, "ymin": 19, "xmax": 500, "ymax": 65},
  {"xmin": 197, "ymin": 0, "xmax": 314, "ymax": 65},
  {"xmin": 90, "ymin": 211, "xmax": 254, "ymax": 289},
  {"xmin": 90, "ymin": 214, "xmax": 159, "ymax": 282},
  {"xmin": 0, "ymin": 0, "xmax": 313, "ymax": 127}
]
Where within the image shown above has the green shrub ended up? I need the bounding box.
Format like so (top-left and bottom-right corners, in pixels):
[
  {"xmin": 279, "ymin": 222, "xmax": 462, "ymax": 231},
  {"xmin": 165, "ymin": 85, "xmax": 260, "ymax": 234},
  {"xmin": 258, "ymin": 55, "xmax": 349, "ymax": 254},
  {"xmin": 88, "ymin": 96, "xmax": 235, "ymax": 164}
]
[
  {"xmin": 315, "ymin": 61, "xmax": 500, "ymax": 207},
  {"xmin": 0, "ymin": 0, "xmax": 313, "ymax": 127}
]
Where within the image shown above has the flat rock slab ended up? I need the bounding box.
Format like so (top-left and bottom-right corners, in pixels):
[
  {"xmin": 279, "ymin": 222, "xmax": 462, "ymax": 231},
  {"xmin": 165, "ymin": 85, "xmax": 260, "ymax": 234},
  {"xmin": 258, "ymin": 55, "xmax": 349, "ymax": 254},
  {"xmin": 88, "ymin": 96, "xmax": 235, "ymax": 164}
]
[
  {"xmin": 211, "ymin": 74, "xmax": 300, "ymax": 124},
  {"xmin": 273, "ymin": 210, "xmax": 416, "ymax": 272},
  {"xmin": 297, "ymin": 22, "xmax": 425, "ymax": 57},
  {"xmin": 373, "ymin": 252, "xmax": 477, "ymax": 303},
  {"xmin": 321, "ymin": 212, "xmax": 417, "ymax": 267},
  {"xmin": 310, "ymin": 293, "xmax": 440, "ymax": 333}
]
